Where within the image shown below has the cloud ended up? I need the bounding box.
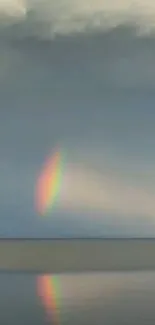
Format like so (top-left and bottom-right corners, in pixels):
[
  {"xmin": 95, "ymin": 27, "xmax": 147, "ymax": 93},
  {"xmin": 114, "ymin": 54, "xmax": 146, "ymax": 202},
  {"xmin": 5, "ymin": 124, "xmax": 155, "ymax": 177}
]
[
  {"xmin": 1, "ymin": 0, "xmax": 155, "ymax": 89},
  {"xmin": 1, "ymin": 0, "xmax": 155, "ymax": 38},
  {"xmin": 0, "ymin": 0, "xmax": 26, "ymax": 24}
]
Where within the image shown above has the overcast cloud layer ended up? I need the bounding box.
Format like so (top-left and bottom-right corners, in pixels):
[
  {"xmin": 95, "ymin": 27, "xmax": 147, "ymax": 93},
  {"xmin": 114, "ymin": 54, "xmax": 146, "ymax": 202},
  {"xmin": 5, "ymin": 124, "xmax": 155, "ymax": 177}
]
[{"xmin": 1, "ymin": 0, "xmax": 155, "ymax": 36}]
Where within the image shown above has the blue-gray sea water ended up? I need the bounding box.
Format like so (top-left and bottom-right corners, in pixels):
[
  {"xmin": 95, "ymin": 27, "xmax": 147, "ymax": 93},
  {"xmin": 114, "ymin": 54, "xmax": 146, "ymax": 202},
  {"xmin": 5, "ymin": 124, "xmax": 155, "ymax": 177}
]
[{"xmin": 1, "ymin": 271, "xmax": 155, "ymax": 325}]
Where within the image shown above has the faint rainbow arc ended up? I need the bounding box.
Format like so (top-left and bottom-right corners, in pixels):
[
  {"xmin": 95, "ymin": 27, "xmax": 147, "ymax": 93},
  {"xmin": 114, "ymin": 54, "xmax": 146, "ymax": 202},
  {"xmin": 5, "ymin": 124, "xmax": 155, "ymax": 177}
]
[{"xmin": 36, "ymin": 150, "xmax": 65, "ymax": 216}]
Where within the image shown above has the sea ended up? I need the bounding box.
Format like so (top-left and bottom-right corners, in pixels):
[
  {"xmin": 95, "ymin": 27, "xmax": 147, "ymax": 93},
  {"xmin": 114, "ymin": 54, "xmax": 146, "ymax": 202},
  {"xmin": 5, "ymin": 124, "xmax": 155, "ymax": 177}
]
[{"xmin": 1, "ymin": 271, "xmax": 155, "ymax": 325}]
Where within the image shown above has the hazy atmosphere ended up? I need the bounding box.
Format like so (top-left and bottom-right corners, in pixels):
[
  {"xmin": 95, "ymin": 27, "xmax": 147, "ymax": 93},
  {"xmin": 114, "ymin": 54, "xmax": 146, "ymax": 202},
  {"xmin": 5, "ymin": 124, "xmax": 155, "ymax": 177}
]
[{"xmin": 1, "ymin": 0, "xmax": 155, "ymax": 237}]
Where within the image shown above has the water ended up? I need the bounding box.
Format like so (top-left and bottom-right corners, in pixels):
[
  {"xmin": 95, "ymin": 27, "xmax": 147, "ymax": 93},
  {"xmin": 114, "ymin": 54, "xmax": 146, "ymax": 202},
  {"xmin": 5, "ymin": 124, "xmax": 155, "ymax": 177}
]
[{"xmin": 1, "ymin": 271, "xmax": 155, "ymax": 325}]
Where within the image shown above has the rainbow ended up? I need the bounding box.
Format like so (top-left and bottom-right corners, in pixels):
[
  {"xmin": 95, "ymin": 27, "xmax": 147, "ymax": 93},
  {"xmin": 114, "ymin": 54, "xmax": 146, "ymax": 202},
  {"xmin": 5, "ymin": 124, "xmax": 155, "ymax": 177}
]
[
  {"xmin": 37, "ymin": 275, "xmax": 61, "ymax": 325},
  {"xmin": 36, "ymin": 150, "xmax": 64, "ymax": 216}
]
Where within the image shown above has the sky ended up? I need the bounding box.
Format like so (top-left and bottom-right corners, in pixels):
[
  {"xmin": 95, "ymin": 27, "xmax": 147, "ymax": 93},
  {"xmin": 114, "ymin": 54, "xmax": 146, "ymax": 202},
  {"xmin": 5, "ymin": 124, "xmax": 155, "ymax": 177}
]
[{"xmin": 0, "ymin": 0, "xmax": 155, "ymax": 237}]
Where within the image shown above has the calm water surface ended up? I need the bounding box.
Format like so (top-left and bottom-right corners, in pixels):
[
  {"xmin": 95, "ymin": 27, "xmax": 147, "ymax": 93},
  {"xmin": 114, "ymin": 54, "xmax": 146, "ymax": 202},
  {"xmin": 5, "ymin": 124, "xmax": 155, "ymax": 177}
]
[{"xmin": 1, "ymin": 271, "xmax": 155, "ymax": 325}]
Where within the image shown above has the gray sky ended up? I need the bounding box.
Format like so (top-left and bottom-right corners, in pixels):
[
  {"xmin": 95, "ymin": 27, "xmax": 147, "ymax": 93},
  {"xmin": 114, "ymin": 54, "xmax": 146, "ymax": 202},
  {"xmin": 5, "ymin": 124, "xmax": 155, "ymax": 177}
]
[{"xmin": 0, "ymin": 0, "xmax": 155, "ymax": 237}]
